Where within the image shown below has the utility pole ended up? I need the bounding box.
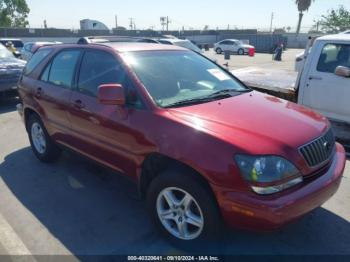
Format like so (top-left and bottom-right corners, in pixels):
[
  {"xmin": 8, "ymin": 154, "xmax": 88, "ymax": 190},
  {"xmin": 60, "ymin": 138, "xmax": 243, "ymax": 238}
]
[
  {"xmin": 115, "ymin": 15, "xmax": 118, "ymax": 29},
  {"xmin": 129, "ymin": 18, "xmax": 134, "ymax": 30},
  {"xmin": 160, "ymin": 17, "xmax": 166, "ymax": 31},
  {"xmin": 270, "ymin": 12, "xmax": 274, "ymax": 33},
  {"xmin": 166, "ymin": 16, "xmax": 169, "ymax": 31},
  {"xmin": 160, "ymin": 16, "xmax": 171, "ymax": 31}
]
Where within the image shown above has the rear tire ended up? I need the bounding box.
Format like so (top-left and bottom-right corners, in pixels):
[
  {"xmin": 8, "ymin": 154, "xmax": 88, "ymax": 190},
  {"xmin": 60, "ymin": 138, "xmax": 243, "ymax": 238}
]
[
  {"xmin": 215, "ymin": 48, "xmax": 222, "ymax": 54},
  {"xmin": 147, "ymin": 168, "xmax": 222, "ymax": 249},
  {"xmin": 27, "ymin": 114, "xmax": 61, "ymax": 163}
]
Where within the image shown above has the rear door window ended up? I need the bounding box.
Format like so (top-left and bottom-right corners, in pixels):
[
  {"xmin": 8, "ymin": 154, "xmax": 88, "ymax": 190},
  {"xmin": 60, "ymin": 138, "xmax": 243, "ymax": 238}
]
[
  {"xmin": 48, "ymin": 50, "xmax": 81, "ymax": 88},
  {"xmin": 317, "ymin": 44, "xmax": 350, "ymax": 73},
  {"xmin": 24, "ymin": 48, "xmax": 53, "ymax": 75}
]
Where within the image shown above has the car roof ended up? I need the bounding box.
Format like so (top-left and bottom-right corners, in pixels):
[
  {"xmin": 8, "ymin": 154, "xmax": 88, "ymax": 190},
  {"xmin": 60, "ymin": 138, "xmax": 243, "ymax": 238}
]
[
  {"xmin": 317, "ymin": 34, "xmax": 350, "ymax": 42},
  {"xmin": 158, "ymin": 38, "xmax": 188, "ymax": 43},
  {"xmin": 0, "ymin": 38, "xmax": 22, "ymax": 41},
  {"xmin": 42, "ymin": 42, "xmax": 188, "ymax": 53},
  {"xmin": 221, "ymin": 39, "xmax": 239, "ymax": 42},
  {"xmin": 102, "ymin": 42, "xmax": 188, "ymax": 52}
]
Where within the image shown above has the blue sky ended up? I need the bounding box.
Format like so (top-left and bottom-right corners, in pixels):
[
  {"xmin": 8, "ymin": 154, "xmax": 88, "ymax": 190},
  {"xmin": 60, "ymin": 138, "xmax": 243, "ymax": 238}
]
[{"xmin": 26, "ymin": 0, "xmax": 350, "ymax": 31}]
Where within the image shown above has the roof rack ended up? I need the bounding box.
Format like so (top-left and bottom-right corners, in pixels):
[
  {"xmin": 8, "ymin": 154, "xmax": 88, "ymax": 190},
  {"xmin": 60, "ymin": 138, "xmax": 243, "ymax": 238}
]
[{"xmin": 77, "ymin": 36, "xmax": 161, "ymax": 45}]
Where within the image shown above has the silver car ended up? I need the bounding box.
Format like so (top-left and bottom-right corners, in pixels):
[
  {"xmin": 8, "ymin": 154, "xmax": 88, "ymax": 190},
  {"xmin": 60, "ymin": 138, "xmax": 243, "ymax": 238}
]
[{"xmin": 214, "ymin": 39, "xmax": 254, "ymax": 55}]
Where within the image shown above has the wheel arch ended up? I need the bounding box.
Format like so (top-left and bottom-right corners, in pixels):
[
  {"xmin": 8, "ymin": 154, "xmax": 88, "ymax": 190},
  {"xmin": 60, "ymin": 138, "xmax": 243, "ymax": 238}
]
[
  {"xmin": 24, "ymin": 107, "xmax": 41, "ymax": 132},
  {"xmin": 139, "ymin": 153, "xmax": 217, "ymax": 203}
]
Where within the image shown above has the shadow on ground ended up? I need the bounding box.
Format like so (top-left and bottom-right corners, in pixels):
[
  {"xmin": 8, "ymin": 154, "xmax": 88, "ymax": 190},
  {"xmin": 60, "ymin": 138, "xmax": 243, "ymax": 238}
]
[{"xmin": 0, "ymin": 148, "xmax": 350, "ymax": 255}]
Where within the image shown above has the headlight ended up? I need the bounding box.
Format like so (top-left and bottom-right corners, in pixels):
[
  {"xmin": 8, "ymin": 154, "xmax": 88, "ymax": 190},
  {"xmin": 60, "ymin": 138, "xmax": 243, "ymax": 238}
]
[{"xmin": 235, "ymin": 155, "xmax": 303, "ymax": 195}]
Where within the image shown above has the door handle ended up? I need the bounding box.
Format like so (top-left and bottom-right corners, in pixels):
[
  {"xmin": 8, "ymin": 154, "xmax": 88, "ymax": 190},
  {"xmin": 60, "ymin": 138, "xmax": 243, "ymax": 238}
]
[
  {"xmin": 72, "ymin": 100, "xmax": 85, "ymax": 110},
  {"xmin": 35, "ymin": 87, "xmax": 43, "ymax": 98},
  {"xmin": 309, "ymin": 75, "xmax": 323, "ymax": 81}
]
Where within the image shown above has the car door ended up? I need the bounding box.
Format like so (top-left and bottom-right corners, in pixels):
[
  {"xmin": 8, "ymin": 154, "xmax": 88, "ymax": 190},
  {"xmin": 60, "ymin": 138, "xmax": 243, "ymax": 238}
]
[
  {"xmin": 67, "ymin": 49, "xmax": 146, "ymax": 177},
  {"xmin": 36, "ymin": 49, "xmax": 81, "ymax": 142},
  {"xmin": 300, "ymin": 42, "xmax": 350, "ymax": 123},
  {"xmin": 219, "ymin": 41, "xmax": 231, "ymax": 51},
  {"xmin": 230, "ymin": 41, "xmax": 239, "ymax": 52}
]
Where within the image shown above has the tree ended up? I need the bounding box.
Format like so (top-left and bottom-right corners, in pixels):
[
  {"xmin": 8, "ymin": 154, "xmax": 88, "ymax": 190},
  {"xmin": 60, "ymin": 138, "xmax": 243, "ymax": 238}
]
[
  {"xmin": 295, "ymin": 0, "xmax": 314, "ymax": 35},
  {"xmin": 0, "ymin": 0, "xmax": 30, "ymax": 27},
  {"xmin": 316, "ymin": 6, "xmax": 350, "ymax": 33}
]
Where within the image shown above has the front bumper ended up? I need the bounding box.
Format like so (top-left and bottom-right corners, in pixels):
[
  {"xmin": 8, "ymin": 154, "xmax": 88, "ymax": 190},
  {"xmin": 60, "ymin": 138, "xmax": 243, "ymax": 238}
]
[{"xmin": 214, "ymin": 143, "xmax": 346, "ymax": 231}]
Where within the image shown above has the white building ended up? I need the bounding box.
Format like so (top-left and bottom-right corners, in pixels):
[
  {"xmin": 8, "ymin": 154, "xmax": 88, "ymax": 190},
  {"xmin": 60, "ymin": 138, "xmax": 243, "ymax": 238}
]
[{"xmin": 80, "ymin": 19, "xmax": 109, "ymax": 30}]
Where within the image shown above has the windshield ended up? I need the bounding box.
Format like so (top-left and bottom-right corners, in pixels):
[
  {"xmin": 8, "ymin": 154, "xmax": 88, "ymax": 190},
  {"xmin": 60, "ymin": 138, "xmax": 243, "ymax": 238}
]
[
  {"xmin": 122, "ymin": 51, "xmax": 249, "ymax": 108},
  {"xmin": 175, "ymin": 41, "xmax": 202, "ymax": 53},
  {"xmin": 0, "ymin": 46, "xmax": 14, "ymax": 59}
]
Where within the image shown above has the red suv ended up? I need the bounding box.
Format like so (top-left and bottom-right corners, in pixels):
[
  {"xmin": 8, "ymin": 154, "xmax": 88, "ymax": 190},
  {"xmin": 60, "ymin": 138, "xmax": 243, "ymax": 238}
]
[{"xmin": 17, "ymin": 43, "xmax": 346, "ymax": 246}]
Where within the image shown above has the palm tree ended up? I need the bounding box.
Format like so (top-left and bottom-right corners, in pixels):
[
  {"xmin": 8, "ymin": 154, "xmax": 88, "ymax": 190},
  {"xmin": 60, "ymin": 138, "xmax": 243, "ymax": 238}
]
[{"xmin": 295, "ymin": 0, "xmax": 314, "ymax": 34}]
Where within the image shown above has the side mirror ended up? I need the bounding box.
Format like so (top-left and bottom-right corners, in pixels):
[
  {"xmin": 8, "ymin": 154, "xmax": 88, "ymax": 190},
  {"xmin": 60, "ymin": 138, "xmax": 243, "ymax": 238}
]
[
  {"xmin": 335, "ymin": 66, "xmax": 350, "ymax": 78},
  {"xmin": 98, "ymin": 84, "xmax": 126, "ymax": 106}
]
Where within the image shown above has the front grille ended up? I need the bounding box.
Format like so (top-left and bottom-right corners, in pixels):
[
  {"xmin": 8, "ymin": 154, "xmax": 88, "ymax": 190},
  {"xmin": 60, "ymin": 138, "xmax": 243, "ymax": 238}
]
[{"xmin": 300, "ymin": 129, "xmax": 336, "ymax": 167}]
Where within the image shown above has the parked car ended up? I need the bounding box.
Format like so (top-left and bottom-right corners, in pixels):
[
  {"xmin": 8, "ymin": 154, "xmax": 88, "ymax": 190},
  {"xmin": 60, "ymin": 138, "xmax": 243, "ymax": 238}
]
[
  {"xmin": 17, "ymin": 43, "xmax": 346, "ymax": 247},
  {"xmin": 158, "ymin": 38, "xmax": 203, "ymax": 53},
  {"xmin": 0, "ymin": 38, "xmax": 24, "ymax": 58},
  {"xmin": 235, "ymin": 34, "xmax": 350, "ymax": 143},
  {"xmin": 0, "ymin": 44, "xmax": 26, "ymax": 96},
  {"xmin": 214, "ymin": 39, "xmax": 255, "ymax": 55},
  {"xmin": 21, "ymin": 42, "xmax": 62, "ymax": 61}
]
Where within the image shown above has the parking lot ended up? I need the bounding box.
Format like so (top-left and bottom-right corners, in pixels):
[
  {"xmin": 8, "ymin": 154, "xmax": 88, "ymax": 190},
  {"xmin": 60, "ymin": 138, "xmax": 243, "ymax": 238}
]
[
  {"xmin": 204, "ymin": 48, "xmax": 302, "ymax": 72},
  {"xmin": 0, "ymin": 50, "xmax": 350, "ymax": 257}
]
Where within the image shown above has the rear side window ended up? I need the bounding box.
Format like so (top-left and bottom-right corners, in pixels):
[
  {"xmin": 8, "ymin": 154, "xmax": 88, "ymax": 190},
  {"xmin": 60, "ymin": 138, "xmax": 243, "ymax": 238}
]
[
  {"xmin": 48, "ymin": 50, "xmax": 81, "ymax": 88},
  {"xmin": 159, "ymin": 40, "xmax": 172, "ymax": 45},
  {"xmin": 24, "ymin": 49, "xmax": 52, "ymax": 75},
  {"xmin": 317, "ymin": 44, "xmax": 350, "ymax": 73},
  {"xmin": 24, "ymin": 43, "xmax": 33, "ymax": 52},
  {"xmin": 77, "ymin": 50, "xmax": 127, "ymax": 97},
  {"xmin": 13, "ymin": 41, "xmax": 24, "ymax": 48}
]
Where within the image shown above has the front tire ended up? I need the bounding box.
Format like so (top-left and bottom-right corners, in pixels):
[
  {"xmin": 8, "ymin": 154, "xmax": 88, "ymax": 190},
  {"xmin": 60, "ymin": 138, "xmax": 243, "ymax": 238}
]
[
  {"xmin": 238, "ymin": 48, "xmax": 244, "ymax": 55},
  {"xmin": 27, "ymin": 114, "xmax": 61, "ymax": 163},
  {"xmin": 147, "ymin": 168, "xmax": 222, "ymax": 248}
]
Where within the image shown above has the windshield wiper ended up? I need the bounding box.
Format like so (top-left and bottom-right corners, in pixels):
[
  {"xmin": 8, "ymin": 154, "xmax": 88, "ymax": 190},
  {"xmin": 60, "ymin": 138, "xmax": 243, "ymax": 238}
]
[
  {"xmin": 207, "ymin": 89, "xmax": 251, "ymax": 98},
  {"xmin": 164, "ymin": 97, "xmax": 216, "ymax": 108},
  {"xmin": 164, "ymin": 89, "xmax": 252, "ymax": 108}
]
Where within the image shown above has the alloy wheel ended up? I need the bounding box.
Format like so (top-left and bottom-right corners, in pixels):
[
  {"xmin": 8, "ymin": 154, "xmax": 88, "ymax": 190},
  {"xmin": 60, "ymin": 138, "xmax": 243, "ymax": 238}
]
[
  {"xmin": 31, "ymin": 122, "xmax": 47, "ymax": 154},
  {"xmin": 156, "ymin": 187, "xmax": 204, "ymax": 240}
]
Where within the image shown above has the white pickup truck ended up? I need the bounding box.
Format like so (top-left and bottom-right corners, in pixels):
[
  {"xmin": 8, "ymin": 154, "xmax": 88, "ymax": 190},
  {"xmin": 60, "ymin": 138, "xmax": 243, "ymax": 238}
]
[{"xmin": 233, "ymin": 34, "xmax": 350, "ymax": 144}]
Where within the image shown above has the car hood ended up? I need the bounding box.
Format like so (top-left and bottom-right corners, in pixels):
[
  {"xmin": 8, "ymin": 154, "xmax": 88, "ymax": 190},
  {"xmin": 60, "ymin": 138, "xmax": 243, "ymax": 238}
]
[
  {"xmin": 167, "ymin": 91, "xmax": 329, "ymax": 154},
  {"xmin": 0, "ymin": 57, "xmax": 26, "ymax": 70}
]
